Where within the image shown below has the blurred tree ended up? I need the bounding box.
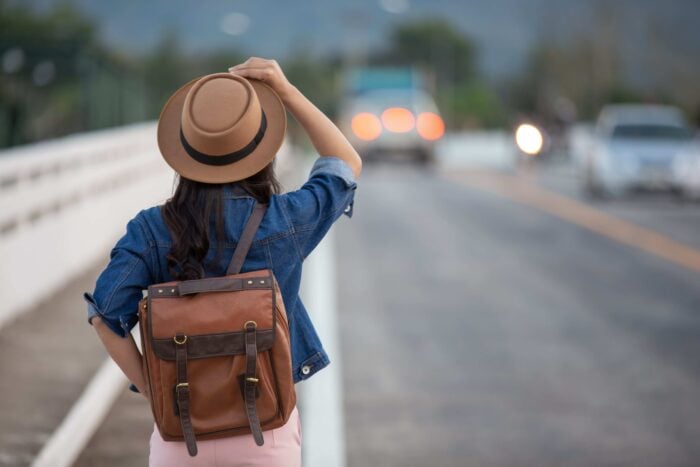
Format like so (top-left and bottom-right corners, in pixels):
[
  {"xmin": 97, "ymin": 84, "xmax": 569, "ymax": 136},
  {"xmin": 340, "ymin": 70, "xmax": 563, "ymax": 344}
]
[
  {"xmin": 508, "ymin": 36, "xmax": 680, "ymax": 123},
  {"xmin": 140, "ymin": 29, "xmax": 190, "ymax": 119},
  {"xmin": 193, "ymin": 48, "xmax": 247, "ymax": 77},
  {"xmin": 0, "ymin": 0, "xmax": 149, "ymax": 146},
  {"xmin": 0, "ymin": 0, "xmax": 96, "ymax": 145},
  {"xmin": 445, "ymin": 80, "xmax": 507, "ymax": 128},
  {"xmin": 283, "ymin": 53, "xmax": 342, "ymax": 148},
  {"xmin": 370, "ymin": 18, "xmax": 505, "ymax": 129},
  {"xmin": 381, "ymin": 18, "xmax": 475, "ymax": 87},
  {"xmin": 138, "ymin": 32, "xmax": 251, "ymax": 120},
  {"xmin": 1, "ymin": 0, "xmax": 344, "ymax": 147},
  {"xmin": 507, "ymin": 0, "xmax": 699, "ymax": 124},
  {"xmin": 285, "ymin": 58, "xmax": 338, "ymax": 116}
]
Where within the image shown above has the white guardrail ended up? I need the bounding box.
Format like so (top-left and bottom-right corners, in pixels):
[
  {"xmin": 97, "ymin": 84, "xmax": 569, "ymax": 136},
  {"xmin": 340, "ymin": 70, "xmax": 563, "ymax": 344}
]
[{"xmin": 0, "ymin": 122, "xmax": 173, "ymax": 329}]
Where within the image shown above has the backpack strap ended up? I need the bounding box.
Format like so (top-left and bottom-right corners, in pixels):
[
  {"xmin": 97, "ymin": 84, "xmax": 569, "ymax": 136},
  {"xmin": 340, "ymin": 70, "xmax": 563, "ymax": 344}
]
[
  {"xmin": 174, "ymin": 333, "xmax": 198, "ymax": 456},
  {"xmin": 244, "ymin": 321, "xmax": 265, "ymax": 445},
  {"xmin": 226, "ymin": 202, "xmax": 268, "ymax": 275}
]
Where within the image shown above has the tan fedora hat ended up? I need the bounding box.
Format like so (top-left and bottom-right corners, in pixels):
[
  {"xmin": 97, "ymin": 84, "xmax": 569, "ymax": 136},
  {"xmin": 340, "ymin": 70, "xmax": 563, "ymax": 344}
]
[{"xmin": 157, "ymin": 72, "xmax": 287, "ymax": 183}]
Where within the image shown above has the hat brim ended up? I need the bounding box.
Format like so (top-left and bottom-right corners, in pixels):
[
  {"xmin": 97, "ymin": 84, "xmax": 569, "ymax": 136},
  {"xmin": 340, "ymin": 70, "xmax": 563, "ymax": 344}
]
[{"xmin": 157, "ymin": 74, "xmax": 287, "ymax": 184}]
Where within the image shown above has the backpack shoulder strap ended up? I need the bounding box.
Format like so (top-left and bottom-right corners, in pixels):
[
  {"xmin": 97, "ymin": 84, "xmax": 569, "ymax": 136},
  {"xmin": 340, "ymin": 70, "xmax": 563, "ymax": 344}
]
[{"xmin": 226, "ymin": 202, "xmax": 268, "ymax": 275}]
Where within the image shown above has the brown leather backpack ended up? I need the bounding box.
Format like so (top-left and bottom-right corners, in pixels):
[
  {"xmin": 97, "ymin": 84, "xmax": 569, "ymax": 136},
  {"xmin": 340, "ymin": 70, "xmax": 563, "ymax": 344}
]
[{"xmin": 137, "ymin": 202, "xmax": 296, "ymax": 457}]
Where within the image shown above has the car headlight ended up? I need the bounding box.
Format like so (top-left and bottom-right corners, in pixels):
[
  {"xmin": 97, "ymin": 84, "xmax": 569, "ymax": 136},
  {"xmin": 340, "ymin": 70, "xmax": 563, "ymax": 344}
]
[{"xmin": 515, "ymin": 123, "xmax": 544, "ymax": 156}]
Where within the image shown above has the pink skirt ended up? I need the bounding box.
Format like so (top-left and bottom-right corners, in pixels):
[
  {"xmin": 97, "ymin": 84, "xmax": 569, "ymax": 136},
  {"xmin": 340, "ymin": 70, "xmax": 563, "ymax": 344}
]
[{"xmin": 148, "ymin": 406, "xmax": 302, "ymax": 467}]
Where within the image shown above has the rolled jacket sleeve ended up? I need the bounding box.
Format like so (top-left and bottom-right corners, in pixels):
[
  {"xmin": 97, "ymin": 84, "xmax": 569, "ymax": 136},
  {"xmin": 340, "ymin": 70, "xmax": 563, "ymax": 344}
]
[
  {"xmin": 84, "ymin": 213, "xmax": 154, "ymax": 338},
  {"xmin": 280, "ymin": 156, "xmax": 358, "ymax": 260}
]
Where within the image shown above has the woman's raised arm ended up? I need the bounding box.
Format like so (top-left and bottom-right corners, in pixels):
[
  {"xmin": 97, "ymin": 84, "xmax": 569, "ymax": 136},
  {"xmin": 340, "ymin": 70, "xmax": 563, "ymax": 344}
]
[{"xmin": 229, "ymin": 57, "xmax": 362, "ymax": 178}]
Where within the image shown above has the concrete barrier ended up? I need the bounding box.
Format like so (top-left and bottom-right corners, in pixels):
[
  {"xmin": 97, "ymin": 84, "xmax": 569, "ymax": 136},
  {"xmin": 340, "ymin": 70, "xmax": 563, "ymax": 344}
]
[
  {"xmin": 437, "ymin": 130, "xmax": 516, "ymax": 169},
  {"xmin": 0, "ymin": 122, "xmax": 173, "ymax": 329}
]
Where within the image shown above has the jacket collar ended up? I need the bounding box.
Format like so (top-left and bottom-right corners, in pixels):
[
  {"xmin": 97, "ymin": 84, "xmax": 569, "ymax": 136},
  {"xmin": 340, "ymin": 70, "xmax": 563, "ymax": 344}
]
[{"xmin": 222, "ymin": 183, "xmax": 253, "ymax": 198}]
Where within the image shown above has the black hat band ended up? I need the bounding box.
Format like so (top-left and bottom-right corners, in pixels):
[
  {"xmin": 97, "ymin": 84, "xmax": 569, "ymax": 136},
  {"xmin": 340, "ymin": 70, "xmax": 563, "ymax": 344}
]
[{"xmin": 179, "ymin": 111, "xmax": 267, "ymax": 166}]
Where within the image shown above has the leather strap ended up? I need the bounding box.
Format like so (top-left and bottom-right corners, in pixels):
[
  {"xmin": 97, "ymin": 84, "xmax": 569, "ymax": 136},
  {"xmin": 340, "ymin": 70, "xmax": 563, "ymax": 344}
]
[
  {"xmin": 226, "ymin": 203, "xmax": 268, "ymax": 275},
  {"xmin": 244, "ymin": 322, "xmax": 264, "ymax": 446},
  {"xmin": 176, "ymin": 275, "xmax": 271, "ymax": 296},
  {"xmin": 174, "ymin": 333, "xmax": 198, "ymax": 456},
  {"xmin": 152, "ymin": 328, "xmax": 275, "ymax": 361}
]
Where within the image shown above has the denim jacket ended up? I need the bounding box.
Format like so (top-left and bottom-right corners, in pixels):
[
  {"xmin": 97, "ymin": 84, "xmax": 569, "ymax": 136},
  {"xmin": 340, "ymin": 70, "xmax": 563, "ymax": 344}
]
[{"xmin": 83, "ymin": 156, "xmax": 357, "ymax": 389}]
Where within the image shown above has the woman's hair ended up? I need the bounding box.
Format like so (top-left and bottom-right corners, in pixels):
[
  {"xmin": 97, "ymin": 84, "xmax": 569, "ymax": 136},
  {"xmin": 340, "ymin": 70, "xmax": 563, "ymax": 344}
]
[{"xmin": 161, "ymin": 161, "xmax": 282, "ymax": 281}]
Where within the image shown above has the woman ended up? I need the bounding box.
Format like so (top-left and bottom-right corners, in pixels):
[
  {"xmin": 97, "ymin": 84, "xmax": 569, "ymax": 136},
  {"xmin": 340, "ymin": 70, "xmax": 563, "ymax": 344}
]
[{"xmin": 83, "ymin": 57, "xmax": 362, "ymax": 466}]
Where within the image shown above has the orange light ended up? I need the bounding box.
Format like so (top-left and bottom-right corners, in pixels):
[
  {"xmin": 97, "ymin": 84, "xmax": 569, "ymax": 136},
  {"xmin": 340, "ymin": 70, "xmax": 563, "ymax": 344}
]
[
  {"xmin": 416, "ymin": 112, "xmax": 445, "ymax": 141},
  {"xmin": 351, "ymin": 112, "xmax": 382, "ymax": 141},
  {"xmin": 381, "ymin": 107, "xmax": 415, "ymax": 133}
]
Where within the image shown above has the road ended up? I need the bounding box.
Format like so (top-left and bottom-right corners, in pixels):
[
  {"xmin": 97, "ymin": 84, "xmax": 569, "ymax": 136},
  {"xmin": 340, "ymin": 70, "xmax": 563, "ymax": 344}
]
[
  {"xmin": 337, "ymin": 162, "xmax": 700, "ymax": 467},
  {"xmin": 3, "ymin": 157, "xmax": 700, "ymax": 466}
]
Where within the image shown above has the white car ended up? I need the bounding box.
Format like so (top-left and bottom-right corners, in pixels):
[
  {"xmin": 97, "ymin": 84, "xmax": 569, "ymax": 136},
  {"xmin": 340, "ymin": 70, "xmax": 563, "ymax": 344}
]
[
  {"xmin": 673, "ymin": 144, "xmax": 700, "ymax": 200},
  {"xmin": 582, "ymin": 104, "xmax": 696, "ymax": 197},
  {"xmin": 338, "ymin": 88, "xmax": 444, "ymax": 164}
]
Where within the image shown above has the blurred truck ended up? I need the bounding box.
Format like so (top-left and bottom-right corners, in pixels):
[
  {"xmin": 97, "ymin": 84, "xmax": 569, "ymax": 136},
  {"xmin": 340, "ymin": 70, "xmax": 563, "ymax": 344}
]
[
  {"xmin": 581, "ymin": 104, "xmax": 697, "ymax": 198},
  {"xmin": 337, "ymin": 67, "xmax": 444, "ymax": 164}
]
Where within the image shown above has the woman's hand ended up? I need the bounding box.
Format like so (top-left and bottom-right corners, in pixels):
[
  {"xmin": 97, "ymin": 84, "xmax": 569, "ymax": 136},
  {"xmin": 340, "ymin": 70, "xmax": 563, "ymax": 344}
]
[
  {"xmin": 228, "ymin": 57, "xmax": 295, "ymax": 100},
  {"xmin": 231, "ymin": 56, "xmax": 362, "ymax": 178},
  {"xmin": 91, "ymin": 315, "xmax": 151, "ymax": 398}
]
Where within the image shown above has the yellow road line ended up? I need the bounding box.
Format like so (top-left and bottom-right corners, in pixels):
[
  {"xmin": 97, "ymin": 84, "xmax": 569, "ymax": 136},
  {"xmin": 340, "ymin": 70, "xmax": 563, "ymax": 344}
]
[{"xmin": 447, "ymin": 170, "xmax": 700, "ymax": 274}]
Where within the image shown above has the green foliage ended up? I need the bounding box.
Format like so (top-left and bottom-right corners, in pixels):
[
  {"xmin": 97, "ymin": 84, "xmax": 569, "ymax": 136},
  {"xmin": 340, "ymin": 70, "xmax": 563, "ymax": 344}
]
[
  {"xmin": 195, "ymin": 49, "xmax": 248, "ymax": 77},
  {"xmin": 0, "ymin": 0, "xmax": 347, "ymax": 147},
  {"xmin": 604, "ymin": 83, "xmax": 646, "ymax": 105},
  {"xmin": 440, "ymin": 80, "xmax": 507, "ymax": 129},
  {"xmin": 139, "ymin": 29, "xmax": 190, "ymax": 118},
  {"xmin": 283, "ymin": 55, "xmax": 342, "ymax": 147},
  {"xmin": 0, "ymin": 1, "xmax": 95, "ymax": 47},
  {"xmin": 382, "ymin": 18, "xmax": 475, "ymax": 87},
  {"xmin": 0, "ymin": 1, "xmax": 104, "ymax": 145},
  {"xmin": 284, "ymin": 56, "xmax": 339, "ymax": 116}
]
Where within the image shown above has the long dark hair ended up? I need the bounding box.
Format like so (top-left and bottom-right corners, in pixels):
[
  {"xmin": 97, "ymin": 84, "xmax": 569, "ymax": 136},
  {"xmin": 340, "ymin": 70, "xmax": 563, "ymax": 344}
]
[{"xmin": 161, "ymin": 162, "xmax": 282, "ymax": 281}]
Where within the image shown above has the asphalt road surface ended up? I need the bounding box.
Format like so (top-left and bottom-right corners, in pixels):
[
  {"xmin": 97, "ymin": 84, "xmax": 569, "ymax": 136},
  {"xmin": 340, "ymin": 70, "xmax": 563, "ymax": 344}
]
[
  {"xmin": 337, "ymin": 162, "xmax": 700, "ymax": 467},
  {"xmin": 4, "ymin": 159, "xmax": 700, "ymax": 467}
]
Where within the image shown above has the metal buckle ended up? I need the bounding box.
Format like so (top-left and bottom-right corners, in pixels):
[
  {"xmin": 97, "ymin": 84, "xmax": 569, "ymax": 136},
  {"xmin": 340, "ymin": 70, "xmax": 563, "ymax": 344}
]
[
  {"xmin": 245, "ymin": 377, "xmax": 259, "ymax": 383},
  {"xmin": 176, "ymin": 382, "xmax": 189, "ymax": 390},
  {"xmin": 173, "ymin": 334, "xmax": 187, "ymax": 345},
  {"xmin": 244, "ymin": 320, "xmax": 257, "ymax": 329}
]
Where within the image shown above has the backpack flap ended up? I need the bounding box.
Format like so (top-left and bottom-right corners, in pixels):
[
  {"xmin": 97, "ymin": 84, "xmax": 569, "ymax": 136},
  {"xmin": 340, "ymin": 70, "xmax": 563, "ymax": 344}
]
[{"xmin": 146, "ymin": 269, "xmax": 277, "ymax": 359}]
